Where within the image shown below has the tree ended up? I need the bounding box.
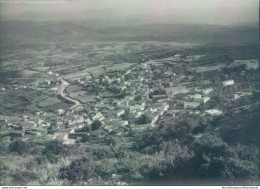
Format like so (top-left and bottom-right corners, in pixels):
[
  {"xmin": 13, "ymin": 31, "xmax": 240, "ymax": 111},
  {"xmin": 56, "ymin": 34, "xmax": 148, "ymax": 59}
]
[
  {"xmin": 135, "ymin": 114, "xmax": 150, "ymax": 125},
  {"xmin": 59, "ymin": 157, "xmax": 92, "ymax": 184},
  {"xmin": 91, "ymin": 120, "xmax": 102, "ymax": 131},
  {"xmin": 42, "ymin": 140, "xmax": 63, "ymax": 155},
  {"xmin": 9, "ymin": 140, "xmax": 30, "ymax": 155},
  {"xmin": 81, "ymin": 125, "xmax": 90, "ymax": 132}
]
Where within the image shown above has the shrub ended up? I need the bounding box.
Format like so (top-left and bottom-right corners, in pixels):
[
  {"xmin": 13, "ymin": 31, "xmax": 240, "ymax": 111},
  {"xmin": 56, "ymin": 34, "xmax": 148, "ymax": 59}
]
[
  {"xmin": 93, "ymin": 158, "xmax": 116, "ymax": 179},
  {"xmin": 12, "ymin": 171, "xmax": 37, "ymax": 185},
  {"xmin": 42, "ymin": 140, "xmax": 63, "ymax": 156},
  {"xmin": 92, "ymin": 146, "xmax": 115, "ymax": 160},
  {"xmin": 47, "ymin": 127, "xmax": 55, "ymax": 134},
  {"xmin": 156, "ymin": 140, "xmax": 192, "ymax": 177},
  {"xmin": 59, "ymin": 157, "xmax": 92, "ymax": 184},
  {"xmin": 189, "ymin": 133, "xmax": 260, "ymax": 184},
  {"xmin": 192, "ymin": 124, "xmax": 206, "ymax": 135},
  {"xmin": 224, "ymin": 144, "xmax": 260, "ymax": 184},
  {"xmin": 193, "ymin": 133, "xmax": 227, "ymax": 155},
  {"xmin": 34, "ymin": 156, "xmax": 49, "ymax": 165},
  {"xmin": 135, "ymin": 114, "xmax": 150, "ymax": 125},
  {"xmin": 113, "ymin": 154, "xmax": 141, "ymax": 182},
  {"xmin": 81, "ymin": 135, "xmax": 89, "ymax": 143},
  {"xmin": 81, "ymin": 126, "xmax": 90, "ymax": 132},
  {"xmin": 9, "ymin": 140, "xmax": 30, "ymax": 155},
  {"xmin": 0, "ymin": 162, "xmax": 12, "ymax": 185},
  {"xmin": 138, "ymin": 141, "xmax": 192, "ymax": 182},
  {"xmin": 134, "ymin": 95, "xmax": 142, "ymax": 101},
  {"xmin": 0, "ymin": 140, "xmax": 9, "ymax": 155},
  {"xmin": 42, "ymin": 141, "xmax": 64, "ymax": 163},
  {"xmin": 91, "ymin": 120, "xmax": 102, "ymax": 131}
]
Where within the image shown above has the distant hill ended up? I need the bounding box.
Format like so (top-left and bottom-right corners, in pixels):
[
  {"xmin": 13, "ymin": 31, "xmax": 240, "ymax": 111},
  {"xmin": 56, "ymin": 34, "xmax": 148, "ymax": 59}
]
[
  {"xmin": 95, "ymin": 23, "xmax": 258, "ymax": 45},
  {"xmin": 0, "ymin": 20, "xmax": 258, "ymax": 46},
  {"xmin": 0, "ymin": 20, "xmax": 97, "ymax": 45}
]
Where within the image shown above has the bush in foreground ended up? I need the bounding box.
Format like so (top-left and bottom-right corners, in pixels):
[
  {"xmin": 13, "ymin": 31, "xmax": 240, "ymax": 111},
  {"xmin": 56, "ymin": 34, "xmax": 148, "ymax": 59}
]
[
  {"xmin": 9, "ymin": 140, "xmax": 30, "ymax": 155},
  {"xmin": 59, "ymin": 157, "xmax": 93, "ymax": 185}
]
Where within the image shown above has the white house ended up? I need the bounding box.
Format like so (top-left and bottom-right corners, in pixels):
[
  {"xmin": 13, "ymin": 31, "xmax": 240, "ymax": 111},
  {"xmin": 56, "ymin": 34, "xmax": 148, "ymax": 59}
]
[
  {"xmin": 205, "ymin": 109, "xmax": 223, "ymax": 116},
  {"xmin": 223, "ymin": 80, "xmax": 234, "ymax": 86},
  {"xmin": 246, "ymin": 60, "xmax": 259, "ymax": 70},
  {"xmin": 117, "ymin": 110, "xmax": 125, "ymax": 117},
  {"xmin": 57, "ymin": 109, "xmax": 65, "ymax": 115}
]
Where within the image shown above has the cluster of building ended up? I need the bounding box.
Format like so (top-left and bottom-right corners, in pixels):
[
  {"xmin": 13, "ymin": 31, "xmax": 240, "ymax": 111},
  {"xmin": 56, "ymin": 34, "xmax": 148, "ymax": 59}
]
[
  {"xmin": 1, "ymin": 112, "xmax": 51, "ymax": 141},
  {"xmin": 2, "ymin": 55, "xmax": 258, "ymax": 147}
]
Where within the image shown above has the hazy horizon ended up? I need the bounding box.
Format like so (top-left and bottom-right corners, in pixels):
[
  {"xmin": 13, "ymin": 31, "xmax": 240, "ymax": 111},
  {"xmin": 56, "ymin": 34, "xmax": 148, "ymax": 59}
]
[{"xmin": 0, "ymin": 0, "xmax": 259, "ymax": 25}]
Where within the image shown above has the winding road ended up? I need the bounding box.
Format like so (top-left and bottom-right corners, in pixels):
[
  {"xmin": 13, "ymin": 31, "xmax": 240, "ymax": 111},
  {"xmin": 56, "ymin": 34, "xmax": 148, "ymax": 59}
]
[{"xmin": 59, "ymin": 78, "xmax": 82, "ymax": 109}]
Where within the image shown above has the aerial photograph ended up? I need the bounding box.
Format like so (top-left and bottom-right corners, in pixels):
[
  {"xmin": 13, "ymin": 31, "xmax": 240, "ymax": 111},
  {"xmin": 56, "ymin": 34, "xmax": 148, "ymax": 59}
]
[{"xmin": 0, "ymin": 0, "xmax": 259, "ymax": 186}]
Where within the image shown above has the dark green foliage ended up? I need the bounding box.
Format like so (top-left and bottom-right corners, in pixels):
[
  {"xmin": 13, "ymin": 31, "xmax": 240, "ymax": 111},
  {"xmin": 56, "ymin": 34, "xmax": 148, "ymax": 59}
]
[
  {"xmin": 189, "ymin": 133, "xmax": 260, "ymax": 184},
  {"xmin": 0, "ymin": 162, "xmax": 12, "ymax": 185},
  {"xmin": 100, "ymin": 141, "xmax": 193, "ymax": 184},
  {"xmin": 0, "ymin": 140, "xmax": 9, "ymax": 155},
  {"xmin": 220, "ymin": 110, "xmax": 260, "ymax": 146},
  {"xmin": 193, "ymin": 133, "xmax": 227, "ymax": 155},
  {"xmin": 34, "ymin": 156, "xmax": 49, "ymax": 165},
  {"xmin": 192, "ymin": 124, "xmax": 206, "ymax": 135},
  {"xmin": 189, "ymin": 134, "xmax": 227, "ymax": 179},
  {"xmin": 111, "ymin": 152, "xmax": 145, "ymax": 182},
  {"xmin": 91, "ymin": 120, "xmax": 102, "ymax": 131},
  {"xmin": 133, "ymin": 131, "xmax": 158, "ymax": 151},
  {"xmin": 135, "ymin": 114, "xmax": 150, "ymax": 125},
  {"xmin": 225, "ymin": 145, "xmax": 260, "ymax": 184},
  {"xmin": 9, "ymin": 140, "xmax": 30, "ymax": 155},
  {"xmin": 134, "ymin": 95, "xmax": 142, "ymax": 101},
  {"xmin": 92, "ymin": 146, "xmax": 115, "ymax": 160},
  {"xmin": 93, "ymin": 159, "xmax": 116, "ymax": 180},
  {"xmin": 47, "ymin": 126, "xmax": 55, "ymax": 134},
  {"xmin": 155, "ymin": 140, "xmax": 192, "ymax": 178},
  {"xmin": 42, "ymin": 141, "xmax": 64, "ymax": 163},
  {"xmin": 108, "ymin": 86, "xmax": 120, "ymax": 94},
  {"xmin": 81, "ymin": 135, "xmax": 90, "ymax": 143},
  {"xmin": 43, "ymin": 140, "xmax": 63, "ymax": 155},
  {"xmin": 44, "ymin": 153, "xmax": 58, "ymax": 163},
  {"xmin": 120, "ymin": 113, "xmax": 128, "ymax": 120},
  {"xmin": 11, "ymin": 171, "xmax": 37, "ymax": 185},
  {"xmin": 59, "ymin": 157, "xmax": 92, "ymax": 184},
  {"xmin": 80, "ymin": 125, "xmax": 90, "ymax": 132}
]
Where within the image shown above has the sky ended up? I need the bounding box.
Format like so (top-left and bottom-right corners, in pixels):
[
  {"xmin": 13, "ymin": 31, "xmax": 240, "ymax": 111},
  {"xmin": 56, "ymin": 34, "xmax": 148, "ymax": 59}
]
[{"xmin": 0, "ymin": 0, "xmax": 258, "ymax": 25}]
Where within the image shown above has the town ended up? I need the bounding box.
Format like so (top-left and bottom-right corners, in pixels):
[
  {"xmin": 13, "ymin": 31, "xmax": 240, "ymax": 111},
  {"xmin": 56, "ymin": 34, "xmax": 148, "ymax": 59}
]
[
  {"xmin": 1, "ymin": 51, "xmax": 258, "ymax": 152},
  {"xmin": 0, "ymin": 18, "xmax": 259, "ymax": 185}
]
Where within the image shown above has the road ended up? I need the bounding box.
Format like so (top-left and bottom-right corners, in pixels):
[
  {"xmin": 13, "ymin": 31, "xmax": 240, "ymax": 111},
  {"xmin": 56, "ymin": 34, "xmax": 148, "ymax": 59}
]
[{"xmin": 59, "ymin": 78, "xmax": 81, "ymax": 109}]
